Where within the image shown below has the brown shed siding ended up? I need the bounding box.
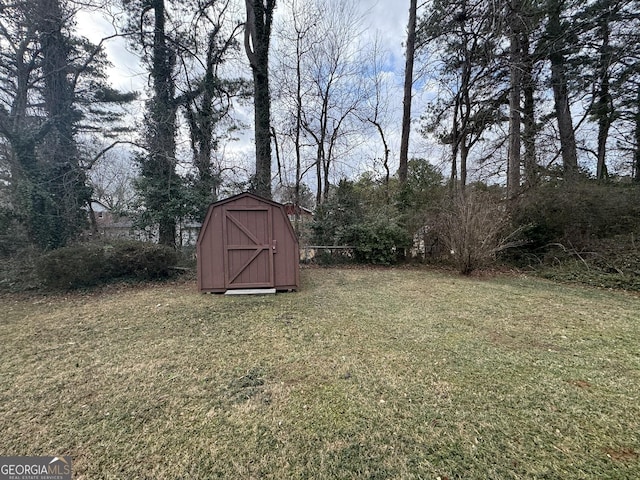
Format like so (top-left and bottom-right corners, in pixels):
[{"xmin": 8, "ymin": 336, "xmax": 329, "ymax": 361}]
[{"xmin": 196, "ymin": 193, "xmax": 299, "ymax": 292}]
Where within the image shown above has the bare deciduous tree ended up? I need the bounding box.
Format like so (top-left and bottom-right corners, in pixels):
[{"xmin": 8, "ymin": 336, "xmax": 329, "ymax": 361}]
[
  {"xmin": 300, "ymin": 0, "xmax": 364, "ymax": 204},
  {"xmin": 272, "ymin": 0, "xmax": 364, "ymax": 206},
  {"xmin": 360, "ymin": 36, "xmax": 393, "ymax": 194},
  {"xmin": 272, "ymin": 0, "xmax": 319, "ymax": 230}
]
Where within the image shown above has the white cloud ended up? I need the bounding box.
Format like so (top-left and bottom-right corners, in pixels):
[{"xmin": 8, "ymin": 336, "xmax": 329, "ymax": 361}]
[{"xmin": 76, "ymin": 10, "xmax": 146, "ymax": 93}]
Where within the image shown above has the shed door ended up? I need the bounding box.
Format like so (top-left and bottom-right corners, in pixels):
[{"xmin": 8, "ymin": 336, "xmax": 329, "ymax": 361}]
[{"xmin": 223, "ymin": 206, "xmax": 274, "ymax": 289}]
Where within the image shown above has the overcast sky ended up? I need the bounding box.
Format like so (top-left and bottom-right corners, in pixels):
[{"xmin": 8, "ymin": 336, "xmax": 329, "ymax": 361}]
[{"xmin": 78, "ymin": 1, "xmax": 411, "ymax": 88}]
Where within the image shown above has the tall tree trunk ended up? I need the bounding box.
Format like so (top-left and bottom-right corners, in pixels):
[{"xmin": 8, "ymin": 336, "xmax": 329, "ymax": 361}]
[
  {"xmin": 148, "ymin": 0, "xmax": 177, "ymax": 247},
  {"xmin": 272, "ymin": 126, "xmax": 282, "ymax": 183},
  {"xmin": 315, "ymin": 148, "xmax": 322, "ymax": 205},
  {"xmin": 547, "ymin": 0, "xmax": 578, "ymax": 180},
  {"xmin": 595, "ymin": 9, "xmax": 612, "ymax": 181},
  {"xmin": 294, "ymin": 34, "xmax": 303, "ymax": 234},
  {"xmin": 38, "ymin": 0, "xmax": 90, "ymax": 248},
  {"xmin": 450, "ymin": 94, "xmax": 460, "ymax": 189},
  {"xmin": 458, "ymin": 46, "xmax": 473, "ymax": 191},
  {"xmin": 460, "ymin": 141, "xmax": 469, "ymax": 190},
  {"xmin": 550, "ymin": 62, "xmax": 578, "ymax": 180},
  {"xmin": 634, "ymin": 87, "xmax": 640, "ymax": 183},
  {"xmin": 507, "ymin": 0, "xmax": 522, "ymax": 200},
  {"xmin": 253, "ymin": 59, "xmax": 272, "ymax": 197},
  {"xmin": 399, "ymin": 0, "xmax": 417, "ymax": 184},
  {"xmin": 323, "ymin": 152, "xmax": 331, "ymax": 201},
  {"xmin": 183, "ymin": 21, "xmax": 238, "ymax": 220},
  {"xmin": 370, "ymin": 120, "xmax": 391, "ymax": 197},
  {"xmin": 522, "ymin": 30, "xmax": 537, "ymax": 188},
  {"xmin": 245, "ymin": 0, "xmax": 276, "ymax": 199},
  {"xmin": 316, "ymin": 90, "xmax": 329, "ymax": 204},
  {"xmin": 185, "ymin": 92, "xmax": 217, "ymax": 220}
]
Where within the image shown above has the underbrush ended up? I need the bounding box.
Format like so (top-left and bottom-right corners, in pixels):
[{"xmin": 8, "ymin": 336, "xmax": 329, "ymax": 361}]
[
  {"xmin": 0, "ymin": 246, "xmax": 42, "ymax": 293},
  {"xmin": 510, "ymin": 182, "xmax": 640, "ymax": 291},
  {"xmin": 37, "ymin": 240, "xmax": 179, "ymax": 290},
  {"xmin": 525, "ymin": 235, "xmax": 640, "ymax": 291},
  {"xmin": 0, "ymin": 240, "xmax": 184, "ymax": 292}
]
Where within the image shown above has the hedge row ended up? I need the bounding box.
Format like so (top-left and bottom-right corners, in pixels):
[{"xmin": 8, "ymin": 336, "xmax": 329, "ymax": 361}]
[{"xmin": 37, "ymin": 240, "xmax": 178, "ymax": 290}]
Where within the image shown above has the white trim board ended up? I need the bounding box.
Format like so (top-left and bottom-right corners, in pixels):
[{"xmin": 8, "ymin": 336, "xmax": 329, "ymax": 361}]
[{"xmin": 224, "ymin": 288, "xmax": 276, "ymax": 295}]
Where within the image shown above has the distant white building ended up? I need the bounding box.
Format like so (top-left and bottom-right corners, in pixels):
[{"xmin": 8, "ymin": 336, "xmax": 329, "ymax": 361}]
[{"xmin": 88, "ymin": 200, "xmax": 200, "ymax": 246}]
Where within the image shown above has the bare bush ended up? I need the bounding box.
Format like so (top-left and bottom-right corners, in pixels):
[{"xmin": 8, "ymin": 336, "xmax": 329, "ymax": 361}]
[{"xmin": 438, "ymin": 189, "xmax": 520, "ymax": 274}]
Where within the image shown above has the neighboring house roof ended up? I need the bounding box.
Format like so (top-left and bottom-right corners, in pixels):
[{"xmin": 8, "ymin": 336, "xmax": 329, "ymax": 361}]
[
  {"xmin": 90, "ymin": 200, "xmax": 110, "ymax": 213},
  {"xmin": 282, "ymin": 202, "xmax": 314, "ymax": 217}
]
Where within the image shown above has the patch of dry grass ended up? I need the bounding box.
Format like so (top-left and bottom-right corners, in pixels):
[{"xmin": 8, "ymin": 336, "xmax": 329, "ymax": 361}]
[{"xmin": 1, "ymin": 268, "xmax": 639, "ymax": 478}]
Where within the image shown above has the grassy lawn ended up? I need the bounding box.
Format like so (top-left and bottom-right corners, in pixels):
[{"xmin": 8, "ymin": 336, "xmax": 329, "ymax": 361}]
[{"xmin": 1, "ymin": 268, "xmax": 639, "ymax": 479}]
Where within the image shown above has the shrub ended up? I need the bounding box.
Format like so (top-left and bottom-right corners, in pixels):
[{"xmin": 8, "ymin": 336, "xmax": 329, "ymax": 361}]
[
  {"xmin": 437, "ymin": 189, "xmax": 517, "ymax": 274},
  {"xmin": 0, "ymin": 245, "xmax": 44, "ymax": 292},
  {"xmin": 105, "ymin": 240, "xmax": 177, "ymax": 279},
  {"xmin": 38, "ymin": 240, "xmax": 178, "ymax": 290},
  {"xmin": 337, "ymin": 221, "xmax": 412, "ymax": 265},
  {"xmin": 513, "ymin": 182, "xmax": 640, "ymax": 250},
  {"xmin": 38, "ymin": 243, "xmax": 108, "ymax": 289},
  {"xmin": 0, "ymin": 208, "xmax": 26, "ymax": 258},
  {"xmin": 507, "ymin": 181, "xmax": 640, "ymax": 289},
  {"xmin": 532, "ymin": 234, "xmax": 640, "ymax": 291},
  {"xmin": 311, "ymin": 179, "xmax": 364, "ymax": 246},
  {"xmin": 305, "ymin": 248, "xmax": 355, "ymax": 266}
]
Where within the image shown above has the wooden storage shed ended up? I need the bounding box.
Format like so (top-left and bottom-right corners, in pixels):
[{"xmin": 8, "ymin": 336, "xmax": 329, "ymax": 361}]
[{"xmin": 197, "ymin": 192, "xmax": 300, "ymax": 293}]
